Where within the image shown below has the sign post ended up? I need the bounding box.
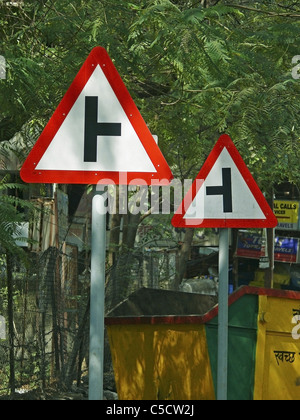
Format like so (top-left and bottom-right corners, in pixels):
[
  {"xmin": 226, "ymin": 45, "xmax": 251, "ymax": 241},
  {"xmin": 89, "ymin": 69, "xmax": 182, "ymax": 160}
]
[
  {"xmin": 20, "ymin": 47, "xmax": 173, "ymax": 400},
  {"xmin": 89, "ymin": 189, "xmax": 106, "ymax": 400},
  {"xmin": 172, "ymin": 134, "xmax": 278, "ymax": 400},
  {"xmin": 217, "ymin": 228, "xmax": 229, "ymax": 400}
]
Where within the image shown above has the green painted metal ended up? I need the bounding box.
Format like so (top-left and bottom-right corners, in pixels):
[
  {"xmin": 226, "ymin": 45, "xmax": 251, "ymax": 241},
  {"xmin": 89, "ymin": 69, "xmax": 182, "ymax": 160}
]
[{"xmin": 205, "ymin": 294, "xmax": 258, "ymax": 400}]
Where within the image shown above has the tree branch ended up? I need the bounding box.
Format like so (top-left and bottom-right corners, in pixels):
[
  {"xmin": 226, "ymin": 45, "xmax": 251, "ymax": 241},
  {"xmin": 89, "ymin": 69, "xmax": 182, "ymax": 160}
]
[{"xmin": 225, "ymin": 3, "xmax": 300, "ymax": 18}]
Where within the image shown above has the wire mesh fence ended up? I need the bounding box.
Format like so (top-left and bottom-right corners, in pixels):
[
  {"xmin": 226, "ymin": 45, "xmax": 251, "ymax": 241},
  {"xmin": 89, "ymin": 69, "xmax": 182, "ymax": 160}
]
[
  {"xmin": 0, "ymin": 242, "xmax": 177, "ymax": 395},
  {"xmin": 0, "ymin": 247, "xmax": 90, "ymax": 394}
]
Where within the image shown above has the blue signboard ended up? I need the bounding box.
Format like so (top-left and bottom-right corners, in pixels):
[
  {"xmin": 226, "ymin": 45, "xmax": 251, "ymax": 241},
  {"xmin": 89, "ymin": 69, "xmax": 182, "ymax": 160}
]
[{"xmin": 236, "ymin": 230, "xmax": 299, "ymax": 263}]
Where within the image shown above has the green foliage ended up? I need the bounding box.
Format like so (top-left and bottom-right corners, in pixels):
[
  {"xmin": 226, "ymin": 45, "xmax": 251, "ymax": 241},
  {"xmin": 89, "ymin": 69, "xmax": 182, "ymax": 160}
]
[
  {"xmin": 127, "ymin": 1, "xmax": 300, "ymax": 190},
  {"xmin": 1, "ymin": 0, "xmax": 300, "ymax": 395},
  {"xmin": 0, "ymin": 176, "xmax": 35, "ymax": 258},
  {"xmin": 0, "ymin": 0, "xmax": 299, "ymax": 190}
]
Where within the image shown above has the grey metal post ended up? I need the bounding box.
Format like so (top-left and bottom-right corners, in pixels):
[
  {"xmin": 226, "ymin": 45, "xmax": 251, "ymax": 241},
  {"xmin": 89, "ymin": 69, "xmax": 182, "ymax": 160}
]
[
  {"xmin": 217, "ymin": 228, "xmax": 229, "ymax": 400},
  {"xmin": 89, "ymin": 189, "xmax": 106, "ymax": 400}
]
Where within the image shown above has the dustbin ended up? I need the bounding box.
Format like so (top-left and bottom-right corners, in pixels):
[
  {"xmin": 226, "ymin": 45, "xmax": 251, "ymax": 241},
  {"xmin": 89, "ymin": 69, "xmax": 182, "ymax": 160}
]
[{"xmin": 105, "ymin": 286, "xmax": 300, "ymax": 400}]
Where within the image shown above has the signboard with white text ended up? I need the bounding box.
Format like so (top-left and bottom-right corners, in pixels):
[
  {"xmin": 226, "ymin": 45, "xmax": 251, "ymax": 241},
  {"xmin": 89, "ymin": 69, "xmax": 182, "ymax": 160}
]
[{"xmin": 236, "ymin": 230, "xmax": 299, "ymax": 264}]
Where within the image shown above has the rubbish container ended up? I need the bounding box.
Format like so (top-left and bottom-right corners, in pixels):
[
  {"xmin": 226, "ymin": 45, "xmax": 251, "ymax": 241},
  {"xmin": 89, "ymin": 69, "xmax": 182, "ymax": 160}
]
[{"xmin": 105, "ymin": 286, "xmax": 300, "ymax": 400}]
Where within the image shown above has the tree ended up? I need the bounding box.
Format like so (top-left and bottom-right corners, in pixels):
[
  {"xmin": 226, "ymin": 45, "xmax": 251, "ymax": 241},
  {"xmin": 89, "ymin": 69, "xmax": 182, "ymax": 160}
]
[
  {"xmin": 127, "ymin": 0, "xmax": 300, "ymax": 287},
  {"xmin": 128, "ymin": 0, "xmax": 300, "ymax": 184},
  {"xmin": 0, "ymin": 175, "xmax": 35, "ymax": 394},
  {"xmin": 1, "ymin": 0, "xmax": 300, "ymax": 301},
  {"xmin": 2, "ymin": 0, "xmax": 300, "ymax": 186},
  {"xmin": 1, "ymin": 0, "xmax": 300, "ymax": 395}
]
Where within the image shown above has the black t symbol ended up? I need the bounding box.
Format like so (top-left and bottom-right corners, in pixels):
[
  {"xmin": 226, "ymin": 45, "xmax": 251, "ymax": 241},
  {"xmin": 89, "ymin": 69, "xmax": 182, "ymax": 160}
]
[
  {"xmin": 84, "ymin": 96, "xmax": 121, "ymax": 162},
  {"xmin": 206, "ymin": 168, "xmax": 233, "ymax": 213}
]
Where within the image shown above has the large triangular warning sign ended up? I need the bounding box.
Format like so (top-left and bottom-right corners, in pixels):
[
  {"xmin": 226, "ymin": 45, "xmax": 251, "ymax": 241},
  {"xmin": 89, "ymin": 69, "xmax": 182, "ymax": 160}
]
[
  {"xmin": 172, "ymin": 134, "xmax": 278, "ymax": 228},
  {"xmin": 20, "ymin": 47, "xmax": 173, "ymax": 185}
]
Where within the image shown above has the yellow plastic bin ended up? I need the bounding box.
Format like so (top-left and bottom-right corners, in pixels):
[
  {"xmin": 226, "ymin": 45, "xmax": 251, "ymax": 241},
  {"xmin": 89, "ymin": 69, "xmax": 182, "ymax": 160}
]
[{"xmin": 105, "ymin": 286, "xmax": 300, "ymax": 400}]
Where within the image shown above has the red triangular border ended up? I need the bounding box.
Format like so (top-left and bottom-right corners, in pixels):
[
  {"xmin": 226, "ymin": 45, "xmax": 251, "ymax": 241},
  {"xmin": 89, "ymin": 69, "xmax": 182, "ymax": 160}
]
[
  {"xmin": 20, "ymin": 47, "xmax": 173, "ymax": 185},
  {"xmin": 172, "ymin": 134, "xmax": 278, "ymax": 228}
]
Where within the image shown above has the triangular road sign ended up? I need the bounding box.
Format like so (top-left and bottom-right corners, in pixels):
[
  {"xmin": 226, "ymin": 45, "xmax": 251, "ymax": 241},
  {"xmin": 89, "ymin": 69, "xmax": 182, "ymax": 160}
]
[
  {"xmin": 172, "ymin": 134, "xmax": 278, "ymax": 228},
  {"xmin": 20, "ymin": 47, "xmax": 173, "ymax": 185}
]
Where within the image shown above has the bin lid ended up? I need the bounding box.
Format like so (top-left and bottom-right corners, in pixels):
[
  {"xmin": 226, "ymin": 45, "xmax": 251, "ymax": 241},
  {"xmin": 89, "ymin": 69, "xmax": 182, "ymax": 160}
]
[
  {"xmin": 106, "ymin": 287, "xmax": 217, "ymax": 318},
  {"xmin": 105, "ymin": 286, "xmax": 300, "ymax": 326}
]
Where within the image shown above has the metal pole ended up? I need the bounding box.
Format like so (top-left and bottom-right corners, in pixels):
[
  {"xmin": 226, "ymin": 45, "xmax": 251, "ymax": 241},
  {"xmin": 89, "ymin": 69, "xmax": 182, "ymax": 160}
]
[
  {"xmin": 89, "ymin": 189, "xmax": 106, "ymax": 400},
  {"xmin": 217, "ymin": 228, "xmax": 229, "ymax": 400}
]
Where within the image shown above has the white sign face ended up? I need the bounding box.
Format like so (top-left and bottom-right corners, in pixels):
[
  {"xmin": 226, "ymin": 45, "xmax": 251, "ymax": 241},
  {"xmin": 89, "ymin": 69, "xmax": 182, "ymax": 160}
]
[
  {"xmin": 184, "ymin": 148, "xmax": 265, "ymax": 220},
  {"xmin": 36, "ymin": 65, "xmax": 156, "ymax": 173},
  {"xmin": 20, "ymin": 47, "xmax": 173, "ymax": 185}
]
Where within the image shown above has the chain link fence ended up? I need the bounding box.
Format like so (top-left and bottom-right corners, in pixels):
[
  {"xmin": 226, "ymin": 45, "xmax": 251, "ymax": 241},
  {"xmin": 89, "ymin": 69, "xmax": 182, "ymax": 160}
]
[
  {"xmin": 0, "ymin": 241, "xmax": 177, "ymax": 395},
  {"xmin": 0, "ymin": 247, "xmax": 90, "ymax": 395}
]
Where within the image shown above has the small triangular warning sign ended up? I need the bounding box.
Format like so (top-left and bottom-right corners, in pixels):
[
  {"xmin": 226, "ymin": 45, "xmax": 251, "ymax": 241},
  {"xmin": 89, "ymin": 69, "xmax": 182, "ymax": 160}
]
[
  {"xmin": 20, "ymin": 47, "xmax": 173, "ymax": 185},
  {"xmin": 172, "ymin": 134, "xmax": 278, "ymax": 228}
]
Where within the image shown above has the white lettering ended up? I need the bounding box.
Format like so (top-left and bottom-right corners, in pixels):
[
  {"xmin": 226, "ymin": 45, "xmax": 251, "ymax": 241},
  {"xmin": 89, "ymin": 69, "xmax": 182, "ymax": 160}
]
[
  {"xmin": 292, "ymin": 315, "xmax": 300, "ymax": 340},
  {"xmin": 0, "ymin": 55, "xmax": 6, "ymax": 79},
  {"xmin": 106, "ymin": 404, "xmax": 140, "ymax": 418},
  {"xmin": 292, "ymin": 55, "xmax": 300, "ymax": 80},
  {"xmin": 0, "ymin": 315, "xmax": 5, "ymax": 339},
  {"xmin": 128, "ymin": 183, "xmax": 149, "ymax": 215}
]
